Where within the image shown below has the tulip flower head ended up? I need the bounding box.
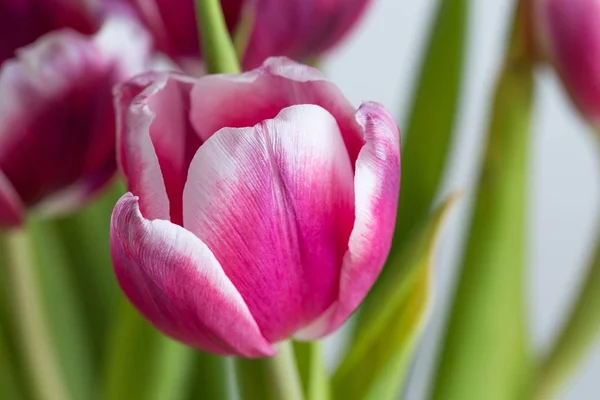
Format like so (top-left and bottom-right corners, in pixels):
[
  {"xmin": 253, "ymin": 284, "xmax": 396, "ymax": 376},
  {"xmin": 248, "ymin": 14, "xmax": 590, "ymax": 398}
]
[
  {"xmin": 0, "ymin": 18, "xmax": 150, "ymax": 227},
  {"xmin": 127, "ymin": 0, "xmax": 373, "ymax": 69},
  {"xmin": 111, "ymin": 57, "xmax": 400, "ymax": 357},
  {"xmin": 535, "ymin": 0, "xmax": 600, "ymax": 126},
  {"xmin": 0, "ymin": 0, "xmax": 100, "ymax": 64}
]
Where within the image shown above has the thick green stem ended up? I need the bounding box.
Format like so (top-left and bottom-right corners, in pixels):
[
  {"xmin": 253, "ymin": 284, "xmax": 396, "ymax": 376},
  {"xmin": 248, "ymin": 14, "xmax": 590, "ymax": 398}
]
[
  {"xmin": 194, "ymin": 0, "xmax": 240, "ymax": 73},
  {"xmin": 1, "ymin": 228, "xmax": 71, "ymax": 400},
  {"xmin": 535, "ymin": 228, "xmax": 600, "ymax": 399},
  {"xmin": 266, "ymin": 341, "xmax": 304, "ymax": 400}
]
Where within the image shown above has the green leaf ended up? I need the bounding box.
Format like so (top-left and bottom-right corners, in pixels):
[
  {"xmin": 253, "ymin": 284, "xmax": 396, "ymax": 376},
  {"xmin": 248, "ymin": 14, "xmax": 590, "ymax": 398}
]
[
  {"xmin": 392, "ymin": 0, "xmax": 468, "ymax": 255},
  {"xmin": 0, "ymin": 226, "xmax": 76, "ymax": 400},
  {"xmin": 234, "ymin": 358, "xmax": 276, "ymax": 400},
  {"xmin": 333, "ymin": 195, "xmax": 459, "ymax": 400},
  {"xmin": 294, "ymin": 341, "xmax": 331, "ymax": 400},
  {"xmin": 28, "ymin": 218, "xmax": 96, "ymax": 400},
  {"xmin": 52, "ymin": 181, "xmax": 124, "ymax": 366},
  {"xmin": 431, "ymin": 4, "xmax": 535, "ymax": 398},
  {"xmin": 0, "ymin": 318, "xmax": 26, "ymax": 400},
  {"xmin": 102, "ymin": 298, "xmax": 194, "ymax": 400},
  {"xmin": 534, "ymin": 225, "xmax": 600, "ymax": 399},
  {"xmin": 184, "ymin": 353, "xmax": 236, "ymax": 400}
]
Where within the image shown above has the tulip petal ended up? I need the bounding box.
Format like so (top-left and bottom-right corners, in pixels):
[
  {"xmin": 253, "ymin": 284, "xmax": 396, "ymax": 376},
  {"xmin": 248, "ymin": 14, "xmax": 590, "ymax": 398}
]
[
  {"xmin": 244, "ymin": 0, "xmax": 373, "ymax": 69},
  {"xmin": 0, "ymin": 170, "xmax": 23, "ymax": 227},
  {"xmin": 183, "ymin": 104, "xmax": 355, "ymax": 341},
  {"xmin": 115, "ymin": 72, "xmax": 200, "ymax": 224},
  {"xmin": 0, "ymin": 19, "xmax": 149, "ymax": 214},
  {"xmin": 111, "ymin": 192, "xmax": 274, "ymax": 357},
  {"xmin": 295, "ymin": 102, "xmax": 401, "ymax": 340},
  {"xmin": 189, "ymin": 57, "xmax": 364, "ymax": 163}
]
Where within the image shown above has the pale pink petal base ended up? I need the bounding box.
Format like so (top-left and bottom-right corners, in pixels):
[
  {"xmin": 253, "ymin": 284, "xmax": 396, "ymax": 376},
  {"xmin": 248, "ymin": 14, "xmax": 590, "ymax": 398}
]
[
  {"xmin": 295, "ymin": 102, "xmax": 401, "ymax": 340},
  {"xmin": 111, "ymin": 193, "xmax": 274, "ymax": 357}
]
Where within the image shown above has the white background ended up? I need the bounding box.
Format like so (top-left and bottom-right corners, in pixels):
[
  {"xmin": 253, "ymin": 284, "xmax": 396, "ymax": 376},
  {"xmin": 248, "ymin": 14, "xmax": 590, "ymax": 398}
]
[{"xmin": 323, "ymin": 0, "xmax": 600, "ymax": 398}]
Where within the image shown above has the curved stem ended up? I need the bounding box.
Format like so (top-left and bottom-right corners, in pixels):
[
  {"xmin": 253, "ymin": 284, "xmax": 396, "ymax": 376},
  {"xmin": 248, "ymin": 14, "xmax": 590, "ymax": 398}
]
[
  {"xmin": 266, "ymin": 341, "xmax": 304, "ymax": 400},
  {"xmin": 194, "ymin": 0, "xmax": 240, "ymax": 73},
  {"xmin": 535, "ymin": 224, "xmax": 600, "ymax": 399},
  {"xmin": 2, "ymin": 228, "xmax": 71, "ymax": 400}
]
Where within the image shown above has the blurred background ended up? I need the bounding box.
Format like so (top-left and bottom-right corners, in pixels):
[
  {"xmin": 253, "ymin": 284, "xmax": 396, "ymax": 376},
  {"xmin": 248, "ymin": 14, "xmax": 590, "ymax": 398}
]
[{"xmin": 322, "ymin": 0, "xmax": 600, "ymax": 398}]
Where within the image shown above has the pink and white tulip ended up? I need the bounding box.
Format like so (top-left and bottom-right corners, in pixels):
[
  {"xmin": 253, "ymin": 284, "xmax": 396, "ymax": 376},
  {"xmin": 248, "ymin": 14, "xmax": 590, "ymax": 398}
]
[
  {"xmin": 0, "ymin": 18, "xmax": 150, "ymax": 227},
  {"xmin": 535, "ymin": 0, "xmax": 600, "ymax": 126},
  {"xmin": 126, "ymin": 0, "xmax": 373, "ymax": 69},
  {"xmin": 110, "ymin": 57, "xmax": 400, "ymax": 356}
]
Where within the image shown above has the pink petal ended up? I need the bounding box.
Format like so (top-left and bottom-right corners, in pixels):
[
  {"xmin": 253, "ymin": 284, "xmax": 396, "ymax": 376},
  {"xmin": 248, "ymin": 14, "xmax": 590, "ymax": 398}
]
[
  {"xmin": 0, "ymin": 170, "xmax": 23, "ymax": 227},
  {"xmin": 0, "ymin": 0, "xmax": 99, "ymax": 64},
  {"xmin": 244, "ymin": 0, "xmax": 373, "ymax": 69},
  {"xmin": 182, "ymin": 104, "xmax": 355, "ymax": 341},
  {"xmin": 538, "ymin": 0, "xmax": 600, "ymax": 126},
  {"xmin": 110, "ymin": 192, "xmax": 274, "ymax": 357},
  {"xmin": 115, "ymin": 72, "xmax": 200, "ymax": 224},
  {"xmin": 126, "ymin": 0, "xmax": 242, "ymax": 60},
  {"xmin": 295, "ymin": 102, "xmax": 401, "ymax": 340},
  {"xmin": 189, "ymin": 57, "xmax": 364, "ymax": 164}
]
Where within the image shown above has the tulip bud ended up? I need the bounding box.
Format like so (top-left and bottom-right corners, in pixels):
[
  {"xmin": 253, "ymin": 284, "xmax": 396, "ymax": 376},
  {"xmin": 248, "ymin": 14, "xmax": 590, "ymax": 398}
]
[
  {"xmin": 535, "ymin": 0, "xmax": 600, "ymax": 126},
  {"xmin": 0, "ymin": 18, "xmax": 151, "ymax": 227},
  {"xmin": 0, "ymin": 0, "xmax": 101, "ymax": 64},
  {"xmin": 127, "ymin": 0, "xmax": 372, "ymax": 69},
  {"xmin": 110, "ymin": 57, "xmax": 400, "ymax": 356}
]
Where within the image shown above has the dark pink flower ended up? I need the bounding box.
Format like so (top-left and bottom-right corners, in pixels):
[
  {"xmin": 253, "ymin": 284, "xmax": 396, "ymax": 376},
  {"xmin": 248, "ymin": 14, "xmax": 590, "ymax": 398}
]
[
  {"xmin": 110, "ymin": 57, "xmax": 400, "ymax": 356},
  {"xmin": 0, "ymin": 0, "xmax": 101, "ymax": 64},
  {"xmin": 535, "ymin": 0, "xmax": 600, "ymax": 126},
  {"xmin": 0, "ymin": 18, "xmax": 150, "ymax": 227},
  {"xmin": 126, "ymin": 0, "xmax": 372, "ymax": 69}
]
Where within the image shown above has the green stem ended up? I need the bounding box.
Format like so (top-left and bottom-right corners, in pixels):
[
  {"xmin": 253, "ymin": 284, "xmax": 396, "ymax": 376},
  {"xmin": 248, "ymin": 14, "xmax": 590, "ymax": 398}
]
[
  {"xmin": 535, "ymin": 229, "xmax": 600, "ymax": 399},
  {"xmin": 294, "ymin": 341, "xmax": 331, "ymax": 400},
  {"xmin": 194, "ymin": 0, "xmax": 241, "ymax": 73},
  {"xmin": 1, "ymin": 228, "xmax": 71, "ymax": 400},
  {"xmin": 266, "ymin": 341, "xmax": 304, "ymax": 400}
]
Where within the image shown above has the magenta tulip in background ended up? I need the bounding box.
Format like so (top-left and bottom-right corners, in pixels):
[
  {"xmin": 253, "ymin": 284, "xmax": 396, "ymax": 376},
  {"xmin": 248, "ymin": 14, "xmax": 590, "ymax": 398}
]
[
  {"xmin": 110, "ymin": 57, "xmax": 400, "ymax": 356},
  {"xmin": 0, "ymin": 0, "xmax": 101, "ymax": 64},
  {"xmin": 535, "ymin": 0, "xmax": 600, "ymax": 126},
  {"xmin": 0, "ymin": 18, "xmax": 150, "ymax": 227},
  {"xmin": 126, "ymin": 0, "xmax": 373, "ymax": 69}
]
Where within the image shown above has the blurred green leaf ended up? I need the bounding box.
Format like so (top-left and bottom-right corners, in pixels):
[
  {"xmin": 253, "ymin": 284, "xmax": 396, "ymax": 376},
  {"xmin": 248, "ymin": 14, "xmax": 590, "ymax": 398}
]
[
  {"xmin": 52, "ymin": 181, "xmax": 124, "ymax": 364},
  {"xmin": 0, "ymin": 319, "xmax": 26, "ymax": 400},
  {"xmin": 392, "ymin": 0, "xmax": 468, "ymax": 255},
  {"xmin": 28, "ymin": 218, "xmax": 96, "ymax": 400},
  {"xmin": 431, "ymin": 3, "xmax": 535, "ymax": 397},
  {"xmin": 535, "ymin": 224, "xmax": 600, "ymax": 399},
  {"xmin": 1, "ymin": 226, "xmax": 76, "ymax": 400},
  {"xmin": 234, "ymin": 358, "xmax": 275, "ymax": 400},
  {"xmin": 333, "ymin": 195, "xmax": 458, "ymax": 400},
  {"xmin": 184, "ymin": 353, "xmax": 236, "ymax": 400},
  {"xmin": 102, "ymin": 299, "xmax": 195, "ymax": 400},
  {"xmin": 294, "ymin": 341, "xmax": 331, "ymax": 400}
]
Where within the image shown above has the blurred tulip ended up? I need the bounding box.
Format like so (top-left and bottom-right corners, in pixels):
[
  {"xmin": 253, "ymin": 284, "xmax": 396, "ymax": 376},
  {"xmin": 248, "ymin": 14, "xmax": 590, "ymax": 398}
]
[
  {"xmin": 127, "ymin": 0, "xmax": 373, "ymax": 69},
  {"xmin": 110, "ymin": 57, "xmax": 400, "ymax": 357},
  {"xmin": 0, "ymin": 0, "xmax": 101, "ymax": 64},
  {"xmin": 535, "ymin": 0, "xmax": 600, "ymax": 126},
  {"xmin": 0, "ymin": 18, "xmax": 150, "ymax": 227}
]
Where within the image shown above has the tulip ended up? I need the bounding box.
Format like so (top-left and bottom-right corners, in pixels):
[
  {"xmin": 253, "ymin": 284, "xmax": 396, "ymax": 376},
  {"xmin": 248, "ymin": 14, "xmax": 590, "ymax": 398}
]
[
  {"xmin": 126, "ymin": 0, "xmax": 373, "ymax": 69},
  {"xmin": 0, "ymin": 0, "xmax": 101, "ymax": 65},
  {"xmin": 110, "ymin": 57, "xmax": 400, "ymax": 356},
  {"xmin": 535, "ymin": 0, "xmax": 600, "ymax": 126},
  {"xmin": 0, "ymin": 18, "xmax": 150, "ymax": 227}
]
